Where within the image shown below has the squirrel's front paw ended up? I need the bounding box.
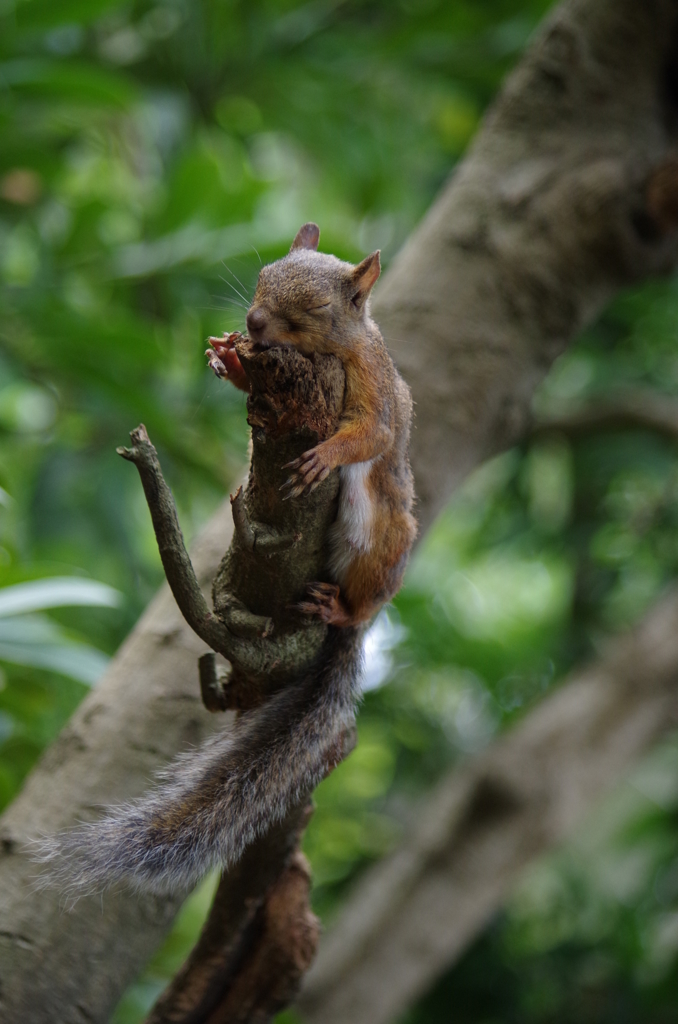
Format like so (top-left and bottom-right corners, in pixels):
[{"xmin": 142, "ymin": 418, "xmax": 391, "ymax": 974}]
[
  {"xmin": 294, "ymin": 582, "xmax": 354, "ymax": 626},
  {"xmin": 294, "ymin": 582, "xmax": 342, "ymax": 622},
  {"xmin": 280, "ymin": 446, "xmax": 333, "ymax": 499},
  {"xmin": 206, "ymin": 333, "xmax": 250, "ymax": 392}
]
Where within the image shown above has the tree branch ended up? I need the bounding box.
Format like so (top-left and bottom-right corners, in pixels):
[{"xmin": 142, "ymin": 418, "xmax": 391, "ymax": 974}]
[
  {"xmin": 376, "ymin": 0, "xmax": 678, "ymax": 532},
  {"xmin": 146, "ymin": 809, "xmax": 318, "ymax": 1024},
  {"xmin": 4, "ymin": 0, "xmax": 678, "ymax": 1019},
  {"xmin": 130, "ymin": 338, "xmax": 350, "ymax": 1023},
  {"xmin": 297, "ymin": 386, "xmax": 678, "ymax": 1023},
  {"xmin": 117, "ymin": 424, "xmax": 234, "ymax": 656},
  {"xmin": 532, "ymin": 387, "xmax": 678, "ymax": 442},
  {"xmin": 298, "ymin": 586, "xmax": 678, "ymax": 1024}
]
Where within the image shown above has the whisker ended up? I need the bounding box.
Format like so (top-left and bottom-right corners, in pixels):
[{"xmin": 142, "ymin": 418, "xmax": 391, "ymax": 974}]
[
  {"xmin": 217, "ymin": 289, "xmax": 248, "ymax": 311},
  {"xmin": 198, "ymin": 306, "xmax": 247, "ymax": 319},
  {"xmin": 209, "ymin": 293, "xmax": 248, "ymax": 305},
  {"xmin": 219, "ymin": 265, "xmax": 250, "ymax": 306},
  {"xmin": 223, "ymin": 264, "xmax": 251, "ymax": 301},
  {"xmin": 188, "ymin": 379, "xmax": 212, "ymax": 423},
  {"xmin": 216, "ymin": 280, "xmax": 249, "ymax": 309}
]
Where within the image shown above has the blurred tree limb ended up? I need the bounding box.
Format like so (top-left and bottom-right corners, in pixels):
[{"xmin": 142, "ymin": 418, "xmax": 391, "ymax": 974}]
[
  {"xmin": 4, "ymin": 0, "xmax": 678, "ymax": 1021},
  {"xmin": 297, "ymin": 586, "xmax": 678, "ymax": 1024},
  {"xmin": 533, "ymin": 387, "xmax": 678, "ymax": 441}
]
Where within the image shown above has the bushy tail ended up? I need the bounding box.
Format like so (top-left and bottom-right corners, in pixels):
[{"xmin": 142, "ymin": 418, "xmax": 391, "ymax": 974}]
[{"xmin": 35, "ymin": 627, "xmax": 362, "ymax": 895}]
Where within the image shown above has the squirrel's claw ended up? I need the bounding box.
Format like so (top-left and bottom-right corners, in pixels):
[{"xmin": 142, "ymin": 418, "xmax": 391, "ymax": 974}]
[
  {"xmin": 280, "ymin": 478, "xmax": 306, "ymax": 501},
  {"xmin": 308, "ymin": 468, "xmax": 331, "ymax": 492},
  {"xmin": 206, "ymin": 349, "xmax": 228, "ymax": 378},
  {"xmin": 206, "ymin": 333, "xmax": 251, "ymax": 392},
  {"xmin": 281, "ymin": 446, "xmax": 333, "ymax": 496},
  {"xmin": 208, "ymin": 331, "xmax": 242, "ymax": 354},
  {"xmin": 306, "ymin": 582, "xmax": 340, "ymax": 601},
  {"xmin": 294, "ymin": 582, "xmax": 344, "ymax": 623}
]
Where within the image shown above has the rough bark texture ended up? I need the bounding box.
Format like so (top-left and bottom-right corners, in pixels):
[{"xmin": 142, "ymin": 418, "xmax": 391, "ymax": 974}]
[
  {"xmin": 198, "ymin": 853, "xmax": 319, "ymax": 1024},
  {"xmin": 3, "ymin": 0, "xmax": 678, "ymax": 1019},
  {"xmin": 209, "ymin": 339, "xmax": 344, "ymax": 703},
  {"xmin": 146, "ymin": 814, "xmax": 318, "ymax": 1024},
  {"xmin": 121, "ymin": 338, "xmax": 347, "ymax": 705}
]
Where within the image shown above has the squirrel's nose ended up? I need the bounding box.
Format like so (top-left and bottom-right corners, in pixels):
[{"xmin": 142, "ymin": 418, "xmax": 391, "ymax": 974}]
[{"xmin": 246, "ymin": 307, "xmax": 267, "ymax": 335}]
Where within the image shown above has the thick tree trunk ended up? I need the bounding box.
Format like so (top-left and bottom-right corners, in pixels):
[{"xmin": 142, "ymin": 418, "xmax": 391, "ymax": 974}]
[
  {"xmin": 378, "ymin": 0, "xmax": 678, "ymax": 530},
  {"xmin": 3, "ymin": 0, "xmax": 678, "ymax": 1020}
]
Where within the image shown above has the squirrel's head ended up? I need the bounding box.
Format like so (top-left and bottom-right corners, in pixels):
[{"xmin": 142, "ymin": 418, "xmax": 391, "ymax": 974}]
[{"xmin": 245, "ymin": 223, "xmax": 381, "ymax": 354}]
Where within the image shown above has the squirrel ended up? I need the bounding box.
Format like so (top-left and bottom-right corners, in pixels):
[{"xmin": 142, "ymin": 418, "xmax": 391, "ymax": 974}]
[
  {"xmin": 36, "ymin": 223, "xmax": 416, "ymax": 895},
  {"xmin": 209, "ymin": 221, "xmax": 417, "ymax": 628}
]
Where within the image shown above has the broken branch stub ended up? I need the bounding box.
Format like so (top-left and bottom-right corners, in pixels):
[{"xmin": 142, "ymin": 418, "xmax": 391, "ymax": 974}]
[
  {"xmin": 120, "ymin": 337, "xmax": 345, "ymax": 711},
  {"xmin": 210, "ymin": 337, "xmax": 345, "ymax": 707}
]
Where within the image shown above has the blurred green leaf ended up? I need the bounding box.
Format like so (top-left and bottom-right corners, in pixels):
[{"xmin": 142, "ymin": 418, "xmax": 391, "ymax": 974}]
[
  {"xmin": 0, "ymin": 613, "xmax": 109, "ymax": 683},
  {"xmin": 0, "ymin": 576, "xmax": 121, "ymax": 615},
  {"xmin": 14, "ymin": 0, "xmax": 125, "ymax": 32},
  {"xmin": 0, "ymin": 59, "xmax": 137, "ymax": 106}
]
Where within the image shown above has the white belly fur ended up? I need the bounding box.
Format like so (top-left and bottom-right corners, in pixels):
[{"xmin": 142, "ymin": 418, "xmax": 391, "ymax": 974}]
[{"xmin": 328, "ymin": 461, "xmax": 374, "ymax": 583}]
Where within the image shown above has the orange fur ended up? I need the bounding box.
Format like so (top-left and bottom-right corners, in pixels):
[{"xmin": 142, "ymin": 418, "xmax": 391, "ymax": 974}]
[{"xmin": 242, "ymin": 223, "xmax": 417, "ymax": 628}]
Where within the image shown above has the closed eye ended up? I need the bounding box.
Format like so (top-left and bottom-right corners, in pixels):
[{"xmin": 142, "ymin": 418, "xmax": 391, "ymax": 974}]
[{"xmin": 306, "ymin": 303, "xmax": 331, "ymax": 313}]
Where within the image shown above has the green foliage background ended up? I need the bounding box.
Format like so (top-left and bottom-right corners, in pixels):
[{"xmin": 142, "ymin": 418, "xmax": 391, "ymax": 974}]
[{"xmin": 3, "ymin": 1, "xmax": 678, "ymax": 1021}]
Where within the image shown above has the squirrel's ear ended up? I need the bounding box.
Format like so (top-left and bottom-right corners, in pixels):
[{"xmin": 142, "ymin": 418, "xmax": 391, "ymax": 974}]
[
  {"xmin": 350, "ymin": 251, "xmax": 381, "ymax": 309},
  {"xmin": 290, "ymin": 222, "xmax": 320, "ymax": 252}
]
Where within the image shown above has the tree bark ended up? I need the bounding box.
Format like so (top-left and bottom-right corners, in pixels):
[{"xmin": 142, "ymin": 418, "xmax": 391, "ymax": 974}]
[
  {"xmin": 0, "ymin": 507, "xmax": 229, "ymax": 1021},
  {"xmin": 377, "ymin": 0, "xmax": 678, "ymax": 532},
  {"xmin": 145, "ymin": 814, "xmax": 318, "ymax": 1024},
  {"xmin": 3, "ymin": 0, "xmax": 678, "ymax": 1020}
]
